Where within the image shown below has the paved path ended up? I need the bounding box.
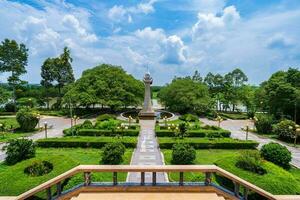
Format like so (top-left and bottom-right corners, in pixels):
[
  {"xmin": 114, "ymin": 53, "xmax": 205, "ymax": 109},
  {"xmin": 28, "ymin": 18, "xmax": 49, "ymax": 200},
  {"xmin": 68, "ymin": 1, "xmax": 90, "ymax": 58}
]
[
  {"xmin": 0, "ymin": 116, "xmax": 84, "ymax": 161},
  {"xmin": 200, "ymin": 118, "xmax": 300, "ymax": 168},
  {"xmin": 127, "ymin": 120, "xmax": 167, "ymax": 183}
]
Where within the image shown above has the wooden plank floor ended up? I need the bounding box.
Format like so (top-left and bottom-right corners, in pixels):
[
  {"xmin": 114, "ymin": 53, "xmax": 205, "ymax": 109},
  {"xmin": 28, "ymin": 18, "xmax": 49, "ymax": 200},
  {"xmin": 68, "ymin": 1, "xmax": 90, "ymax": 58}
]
[{"xmin": 71, "ymin": 192, "xmax": 225, "ymax": 200}]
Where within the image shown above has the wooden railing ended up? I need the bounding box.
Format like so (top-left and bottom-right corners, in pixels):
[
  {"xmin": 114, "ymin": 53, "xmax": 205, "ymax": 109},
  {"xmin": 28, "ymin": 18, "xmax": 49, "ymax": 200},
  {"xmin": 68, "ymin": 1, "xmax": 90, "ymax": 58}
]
[{"xmin": 15, "ymin": 165, "xmax": 287, "ymax": 200}]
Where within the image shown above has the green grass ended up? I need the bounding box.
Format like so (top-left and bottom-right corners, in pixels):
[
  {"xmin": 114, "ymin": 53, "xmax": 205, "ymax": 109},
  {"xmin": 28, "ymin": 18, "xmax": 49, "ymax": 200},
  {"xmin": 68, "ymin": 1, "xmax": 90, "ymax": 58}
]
[
  {"xmin": 0, "ymin": 148, "xmax": 133, "ymax": 196},
  {"xmin": 152, "ymin": 91, "xmax": 158, "ymax": 99},
  {"xmin": 0, "ymin": 117, "xmax": 35, "ymax": 143},
  {"xmin": 162, "ymin": 149, "xmax": 300, "ymax": 195}
]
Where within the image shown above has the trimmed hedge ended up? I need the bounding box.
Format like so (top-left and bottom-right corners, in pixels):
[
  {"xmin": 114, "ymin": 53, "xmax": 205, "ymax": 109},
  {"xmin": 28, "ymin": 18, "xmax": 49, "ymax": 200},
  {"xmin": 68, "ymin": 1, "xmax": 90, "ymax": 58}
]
[
  {"xmin": 158, "ymin": 138, "xmax": 258, "ymax": 149},
  {"xmin": 77, "ymin": 129, "xmax": 139, "ymax": 137},
  {"xmin": 156, "ymin": 130, "xmax": 231, "ymax": 138},
  {"xmin": 36, "ymin": 137, "xmax": 137, "ymax": 148}
]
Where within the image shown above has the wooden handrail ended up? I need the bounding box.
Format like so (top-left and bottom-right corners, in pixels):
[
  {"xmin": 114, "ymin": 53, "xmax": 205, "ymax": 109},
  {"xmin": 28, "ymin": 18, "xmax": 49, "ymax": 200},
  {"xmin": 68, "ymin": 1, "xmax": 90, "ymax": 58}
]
[{"xmin": 16, "ymin": 165, "xmax": 284, "ymax": 200}]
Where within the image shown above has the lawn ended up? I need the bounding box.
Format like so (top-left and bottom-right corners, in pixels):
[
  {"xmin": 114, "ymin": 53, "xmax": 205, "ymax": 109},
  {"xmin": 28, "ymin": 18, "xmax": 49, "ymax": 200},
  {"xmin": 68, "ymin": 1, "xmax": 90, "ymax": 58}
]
[
  {"xmin": 0, "ymin": 148, "xmax": 133, "ymax": 197},
  {"xmin": 162, "ymin": 149, "xmax": 300, "ymax": 195},
  {"xmin": 0, "ymin": 117, "xmax": 34, "ymax": 143}
]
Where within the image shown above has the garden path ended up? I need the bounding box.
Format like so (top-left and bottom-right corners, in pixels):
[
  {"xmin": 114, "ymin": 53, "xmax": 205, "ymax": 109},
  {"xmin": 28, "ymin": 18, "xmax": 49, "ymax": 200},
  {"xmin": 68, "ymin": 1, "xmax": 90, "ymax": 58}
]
[
  {"xmin": 127, "ymin": 119, "xmax": 167, "ymax": 183},
  {"xmin": 0, "ymin": 116, "xmax": 84, "ymax": 161},
  {"xmin": 200, "ymin": 118, "xmax": 300, "ymax": 168}
]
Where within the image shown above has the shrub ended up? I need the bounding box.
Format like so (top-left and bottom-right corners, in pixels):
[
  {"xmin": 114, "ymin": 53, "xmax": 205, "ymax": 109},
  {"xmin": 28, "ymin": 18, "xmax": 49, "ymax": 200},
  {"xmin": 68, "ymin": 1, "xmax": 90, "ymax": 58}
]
[
  {"xmin": 77, "ymin": 129, "xmax": 139, "ymax": 137},
  {"xmin": 260, "ymin": 142, "xmax": 291, "ymax": 169},
  {"xmin": 95, "ymin": 119, "xmax": 120, "ymax": 131},
  {"xmin": 3, "ymin": 139, "xmax": 35, "ymax": 165},
  {"xmin": 235, "ymin": 151, "xmax": 266, "ymax": 175},
  {"xmin": 171, "ymin": 143, "xmax": 196, "ymax": 164},
  {"xmin": 159, "ymin": 138, "xmax": 259, "ymax": 149},
  {"xmin": 17, "ymin": 97, "xmax": 37, "ymax": 108},
  {"xmin": 273, "ymin": 120, "xmax": 297, "ymax": 141},
  {"xmin": 156, "ymin": 130, "xmax": 231, "ymax": 138},
  {"xmin": 24, "ymin": 161, "xmax": 53, "ymax": 177},
  {"xmin": 81, "ymin": 120, "xmax": 93, "ymax": 129},
  {"xmin": 36, "ymin": 137, "xmax": 137, "ymax": 148},
  {"xmin": 254, "ymin": 115, "xmax": 273, "ymax": 134},
  {"xmin": 63, "ymin": 124, "xmax": 82, "ymax": 136},
  {"xmin": 5, "ymin": 102, "xmax": 16, "ymax": 112},
  {"xmin": 179, "ymin": 114, "xmax": 199, "ymax": 122},
  {"xmin": 101, "ymin": 142, "xmax": 126, "ymax": 164},
  {"xmin": 96, "ymin": 114, "xmax": 116, "ymax": 122},
  {"xmin": 175, "ymin": 122, "xmax": 188, "ymax": 138},
  {"xmin": 16, "ymin": 108, "xmax": 39, "ymax": 132}
]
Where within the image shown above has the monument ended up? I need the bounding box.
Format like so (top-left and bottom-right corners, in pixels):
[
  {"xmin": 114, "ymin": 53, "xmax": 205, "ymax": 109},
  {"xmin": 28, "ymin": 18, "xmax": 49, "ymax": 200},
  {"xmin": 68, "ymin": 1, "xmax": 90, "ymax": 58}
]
[{"xmin": 138, "ymin": 72, "xmax": 156, "ymax": 120}]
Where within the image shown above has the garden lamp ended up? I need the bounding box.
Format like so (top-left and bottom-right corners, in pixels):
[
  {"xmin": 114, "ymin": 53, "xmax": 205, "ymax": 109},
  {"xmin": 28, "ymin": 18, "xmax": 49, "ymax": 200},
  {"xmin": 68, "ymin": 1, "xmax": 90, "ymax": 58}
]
[{"xmin": 44, "ymin": 121, "xmax": 48, "ymax": 139}]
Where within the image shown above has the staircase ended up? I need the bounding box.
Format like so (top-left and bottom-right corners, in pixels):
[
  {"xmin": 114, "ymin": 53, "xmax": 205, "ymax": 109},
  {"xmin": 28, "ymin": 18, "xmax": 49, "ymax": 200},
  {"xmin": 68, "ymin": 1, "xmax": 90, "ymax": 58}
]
[{"xmin": 70, "ymin": 192, "xmax": 226, "ymax": 200}]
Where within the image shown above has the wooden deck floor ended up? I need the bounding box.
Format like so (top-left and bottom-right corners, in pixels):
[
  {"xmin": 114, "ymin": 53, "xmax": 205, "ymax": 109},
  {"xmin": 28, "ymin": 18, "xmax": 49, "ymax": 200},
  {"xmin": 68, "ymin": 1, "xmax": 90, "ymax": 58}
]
[{"xmin": 70, "ymin": 192, "xmax": 225, "ymax": 200}]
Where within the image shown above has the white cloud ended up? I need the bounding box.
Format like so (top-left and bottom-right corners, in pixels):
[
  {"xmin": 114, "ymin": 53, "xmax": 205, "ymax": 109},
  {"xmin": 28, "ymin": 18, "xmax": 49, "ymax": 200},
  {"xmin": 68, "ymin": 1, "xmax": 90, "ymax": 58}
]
[
  {"xmin": 267, "ymin": 34, "xmax": 294, "ymax": 49},
  {"xmin": 161, "ymin": 35, "xmax": 187, "ymax": 64},
  {"xmin": 107, "ymin": 0, "xmax": 157, "ymax": 23},
  {"xmin": 135, "ymin": 27, "xmax": 166, "ymax": 41}
]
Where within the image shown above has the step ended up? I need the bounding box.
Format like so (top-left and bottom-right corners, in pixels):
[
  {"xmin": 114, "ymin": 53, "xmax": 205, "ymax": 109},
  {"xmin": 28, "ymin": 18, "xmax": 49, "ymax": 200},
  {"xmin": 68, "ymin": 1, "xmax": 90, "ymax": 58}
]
[{"xmin": 74, "ymin": 192, "xmax": 225, "ymax": 200}]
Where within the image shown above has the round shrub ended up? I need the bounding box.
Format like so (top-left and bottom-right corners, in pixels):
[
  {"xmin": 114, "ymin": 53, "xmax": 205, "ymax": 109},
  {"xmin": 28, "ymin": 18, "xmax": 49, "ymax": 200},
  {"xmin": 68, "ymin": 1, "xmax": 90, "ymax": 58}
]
[
  {"xmin": 24, "ymin": 161, "xmax": 53, "ymax": 177},
  {"xmin": 101, "ymin": 142, "xmax": 126, "ymax": 164},
  {"xmin": 235, "ymin": 151, "xmax": 266, "ymax": 175},
  {"xmin": 81, "ymin": 120, "xmax": 93, "ymax": 129},
  {"xmin": 96, "ymin": 114, "xmax": 116, "ymax": 122},
  {"xmin": 254, "ymin": 115, "xmax": 273, "ymax": 134},
  {"xmin": 260, "ymin": 142, "xmax": 291, "ymax": 169},
  {"xmin": 4, "ymin": 138, "xmax": 35, "ymax": 165},
  {"xmin": 273, "ymin": 119, "xmax": 296, "ymax": 141},
  {"xmin": 171, "ymin": 143, "xmax": 196, "ymax": 164},
  {"xmin": 16, "ymin": 108, "xmax": 39, "ymax": 132}
]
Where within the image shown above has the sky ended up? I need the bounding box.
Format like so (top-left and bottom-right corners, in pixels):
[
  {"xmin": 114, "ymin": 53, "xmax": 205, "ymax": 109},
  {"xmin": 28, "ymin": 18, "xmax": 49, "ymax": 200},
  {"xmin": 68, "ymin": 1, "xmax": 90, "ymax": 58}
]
[{"xmin": 0, "ymin": 0, "xmax": 300, "ymax": 86}]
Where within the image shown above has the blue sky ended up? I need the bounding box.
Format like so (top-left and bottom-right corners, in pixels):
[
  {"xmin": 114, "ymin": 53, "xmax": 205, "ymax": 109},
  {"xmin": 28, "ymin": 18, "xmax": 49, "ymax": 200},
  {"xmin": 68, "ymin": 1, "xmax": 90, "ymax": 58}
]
[{"xmin": 0, "ymin": 0, "xmax": 300, "ymax": 85}]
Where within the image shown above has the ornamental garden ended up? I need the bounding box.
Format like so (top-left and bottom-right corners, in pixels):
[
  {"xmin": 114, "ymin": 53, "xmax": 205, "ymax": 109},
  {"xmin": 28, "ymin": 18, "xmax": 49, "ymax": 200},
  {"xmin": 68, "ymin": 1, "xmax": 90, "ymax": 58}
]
[{"xmin": 0, "ymin": 40, "xmax": 300, "ymax": 199}]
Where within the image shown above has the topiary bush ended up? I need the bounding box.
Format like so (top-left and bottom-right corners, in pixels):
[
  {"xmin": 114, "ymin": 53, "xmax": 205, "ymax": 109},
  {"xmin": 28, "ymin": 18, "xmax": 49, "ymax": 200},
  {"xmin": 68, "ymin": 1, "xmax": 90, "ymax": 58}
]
[
  {"xmin": 3, "ymin": 138, "xmax": 35, "ymax": 165},
  {"xmin": 235, "ymin": 151, "xmax": 266, "ymax": 175},
  {"xmin": 81, "ymin": 120, "xmax": 93, "ymax": 129},
  {"xmin": 260, "ymin": 142, "xmax": 291, "ymax": 169},
  {"xmin": 101, "ymin": 142, "xmax": 126, "ymax": 164},
  {"xmin": 16, "ymin": 108, "xmax": 39, "ymax": 132},
  {"xmin": 179, "ymin": 114, "xmax": 199, "ymax": 122},
  {"xmin": 24, "ymin": 161, "xmax": 53, "ymax": 177},
  {"xmin": 5, "ymin": 102, "xmax": 16, "ymax": 112},
  {"xmin": 254, "ymin": 115, "xmax": 273, "ymax": 134},
  {"xmin": 171, "ymin": 143, "xmax": 196, "ymax": 164},
  {"xmin": 273, "ymin": 119, "xmax": 296, "ymax": 141},
  {"xmin": 96, "ymin": 114, "xmax": 116, "ymax": 122}
]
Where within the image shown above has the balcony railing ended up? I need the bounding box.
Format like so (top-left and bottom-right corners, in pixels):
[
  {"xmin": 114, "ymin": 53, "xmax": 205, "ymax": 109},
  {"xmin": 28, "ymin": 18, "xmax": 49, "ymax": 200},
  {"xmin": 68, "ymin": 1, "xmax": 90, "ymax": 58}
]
[{"xmin": 15, "ymin": 165, "xmax": 298, "ymax": 200}]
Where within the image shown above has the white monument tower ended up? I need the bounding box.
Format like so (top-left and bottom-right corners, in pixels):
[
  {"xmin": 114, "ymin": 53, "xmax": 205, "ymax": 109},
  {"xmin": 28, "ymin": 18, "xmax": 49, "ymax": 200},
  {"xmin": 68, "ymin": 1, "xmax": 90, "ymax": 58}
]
[{"xmin": 138, "ymin": 71, "xmax": 156, "ymax": 120}]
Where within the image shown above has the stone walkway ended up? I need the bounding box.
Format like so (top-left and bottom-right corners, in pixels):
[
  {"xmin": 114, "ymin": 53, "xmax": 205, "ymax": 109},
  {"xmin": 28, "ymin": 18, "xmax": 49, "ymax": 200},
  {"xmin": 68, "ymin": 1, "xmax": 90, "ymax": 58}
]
[
  {"xmin": 0, "ymin": 116, "xmax": 84, "ymax": 161},
  {"xmin": 127, "ymin": 120, "xmax": 167, "ymax": 183},
  {"xmin": 200, "ymin": 118, "xmax": 300, "ymax": 168}
]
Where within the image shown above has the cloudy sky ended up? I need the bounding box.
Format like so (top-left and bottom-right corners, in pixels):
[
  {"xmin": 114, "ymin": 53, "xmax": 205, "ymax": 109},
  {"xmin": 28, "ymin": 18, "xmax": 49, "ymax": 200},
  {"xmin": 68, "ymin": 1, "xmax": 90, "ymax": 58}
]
[{"xmin": 0, "ymin": 0, "xmax": 300, "ymax": 85}]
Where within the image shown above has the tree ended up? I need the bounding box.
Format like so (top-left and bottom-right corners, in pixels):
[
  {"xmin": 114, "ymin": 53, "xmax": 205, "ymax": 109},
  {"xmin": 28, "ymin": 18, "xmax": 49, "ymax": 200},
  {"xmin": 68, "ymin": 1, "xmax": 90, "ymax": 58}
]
[
  {"xmin": 192, "ymin": 70, "xmax": 202, "ymax": 82},
  {"xmin": 63, "ymin": 64, "xmax": 144, "ymax": 110},
  {"xmin": 0, "ymin": 39, "xmax": 28, "ymax": 108},
  {"xmin": 40, "ymin": 47, "xmax": 75, "ymax": 97},
  {"xmin": 158, "ymin": 77, "xmax": 212, "ymax": 114},
  {"xmin": 0, "ymin": 86, "xmax": 10, "ymax": 105}
]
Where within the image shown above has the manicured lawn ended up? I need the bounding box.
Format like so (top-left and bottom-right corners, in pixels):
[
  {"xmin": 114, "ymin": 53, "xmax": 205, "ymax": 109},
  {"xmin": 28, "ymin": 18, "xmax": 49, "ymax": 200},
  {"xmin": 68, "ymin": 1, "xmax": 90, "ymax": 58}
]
[
  {"xmin": 162, "ymin": 149, "xmax": 300, "ymax": 195},
  {"xmin": 0, "ymin": 148, "xmax": 133, "ymax": 197},
  {"xmin": 0, "ymin": 117, "xmax": 35, "ymax": 143}
]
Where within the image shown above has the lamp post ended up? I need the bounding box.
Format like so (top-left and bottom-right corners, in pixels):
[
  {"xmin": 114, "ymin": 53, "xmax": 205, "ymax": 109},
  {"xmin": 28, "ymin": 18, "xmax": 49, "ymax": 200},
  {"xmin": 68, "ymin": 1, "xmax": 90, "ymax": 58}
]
[
  {"xmin": 164, "ymin": 116, "xmax": 167, "ymax": 127},
  {"xmin": 44, "ymin": 121, "xmax": 48, "ymax": 139},
  {"xmin": 128, "ymin": 116, "xmax": 132, "ymax": 126},
  {"xmin": 216, "ymin": 115, "xmax": 223, "ymax": 128},
  {"xmin": 244, "ymin": 124, "xmax": 249, "ymax": 140}
]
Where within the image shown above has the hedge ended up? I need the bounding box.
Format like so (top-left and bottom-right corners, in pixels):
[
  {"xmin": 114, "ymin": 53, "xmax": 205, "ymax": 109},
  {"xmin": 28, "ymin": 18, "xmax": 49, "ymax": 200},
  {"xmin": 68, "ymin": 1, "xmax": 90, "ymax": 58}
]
[
  {"xmin": 77, "ymin": 129, "xmax": 139, "ymax": 137},
  {"xmin": 156, "ymin": 130, "xmax": 231, "ymax": 138},
  {"xmin": 36, "ymin": 137, "xmax": 137, "ymax": 148},
  {"xmin": 158, "ymin": 138, "xmax": 258, "ymax": 149}
]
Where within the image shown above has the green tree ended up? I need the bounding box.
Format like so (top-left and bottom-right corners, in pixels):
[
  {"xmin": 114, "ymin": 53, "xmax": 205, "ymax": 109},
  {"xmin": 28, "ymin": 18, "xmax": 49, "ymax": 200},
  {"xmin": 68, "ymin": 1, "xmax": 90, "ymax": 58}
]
[
  {"xmin": 0, "ymin": 39, "xmax": 28, "ymax": 109},
  {"xmin": 0, "ymin": 86, "xmax": 10, "ymax": 105},
  {"xmin": 159, "ymin": 77, "xmax": 212, "ymax": 114},
  {"xmin": 63, "ymin": 64, "xmax": 144, "ymax": 110}
]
